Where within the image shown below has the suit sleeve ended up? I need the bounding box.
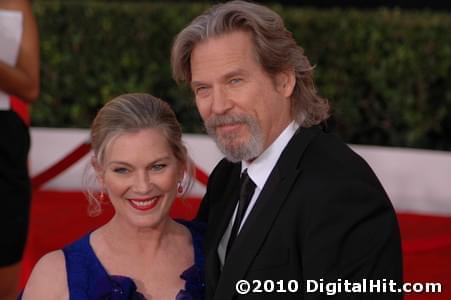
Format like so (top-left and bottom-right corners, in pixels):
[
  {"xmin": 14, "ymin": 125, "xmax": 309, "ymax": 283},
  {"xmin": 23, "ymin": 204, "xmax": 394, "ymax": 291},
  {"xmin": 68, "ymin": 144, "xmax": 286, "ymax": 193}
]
[
  {"xmin": 194, "ymin": 158, "xmax": 229, "ymax": 223},
  {"xmin": 301, "ymin": 180, "xmax": 403, "ymax": 299},
  {"xmin": 195, "ymin": 185, "xmax": 211, "ymax": 223}
]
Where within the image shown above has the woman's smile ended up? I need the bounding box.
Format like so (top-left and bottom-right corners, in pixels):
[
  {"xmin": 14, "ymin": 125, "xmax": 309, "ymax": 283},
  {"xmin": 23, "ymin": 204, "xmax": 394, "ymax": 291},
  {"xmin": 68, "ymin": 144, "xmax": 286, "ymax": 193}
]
[{"xmin": 127, "ymin": 196, "xmax": 161, "ymax": 211}]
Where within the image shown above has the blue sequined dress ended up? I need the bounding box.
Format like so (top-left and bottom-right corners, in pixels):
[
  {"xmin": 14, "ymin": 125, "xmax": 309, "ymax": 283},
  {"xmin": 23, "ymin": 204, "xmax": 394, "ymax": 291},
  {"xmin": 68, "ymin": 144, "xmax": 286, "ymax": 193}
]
[{"xmin": 63, "ymin": 220, "xmax": 205, "ymax": 300}]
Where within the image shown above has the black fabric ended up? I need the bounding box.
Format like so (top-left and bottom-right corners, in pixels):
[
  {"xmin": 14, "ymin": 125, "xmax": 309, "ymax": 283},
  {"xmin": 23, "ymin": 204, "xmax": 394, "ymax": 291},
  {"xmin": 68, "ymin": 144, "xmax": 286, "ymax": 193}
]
[
  {"xmin": 0, "ymin": 111, "xmax": 31, "ymax": 266},
  {"xmin": 225, "ymin": 170, "xmax": 256, "ymax": 258},
  {"xmin": 197, "ymin": 125, "xmax": 403, "ymax": 300}
]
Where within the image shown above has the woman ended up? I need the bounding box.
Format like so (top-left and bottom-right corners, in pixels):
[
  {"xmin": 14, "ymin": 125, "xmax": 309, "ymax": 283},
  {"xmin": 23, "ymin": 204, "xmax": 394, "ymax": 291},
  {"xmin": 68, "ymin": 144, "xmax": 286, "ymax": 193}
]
[
  {"xmin": 0, "ymin": 0, "xmax": 39, "ymax": 298},
  {"xmin": 21, "ymin": 94, "xmax": 204, "ymax": 299}
]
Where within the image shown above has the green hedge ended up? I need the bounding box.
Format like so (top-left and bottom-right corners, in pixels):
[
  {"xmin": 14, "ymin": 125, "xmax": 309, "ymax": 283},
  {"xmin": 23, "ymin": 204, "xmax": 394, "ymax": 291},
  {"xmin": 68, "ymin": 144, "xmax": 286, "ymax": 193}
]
[{"xmin": 31, "ymin": 1, "xmax": 451, "ymax": 150}]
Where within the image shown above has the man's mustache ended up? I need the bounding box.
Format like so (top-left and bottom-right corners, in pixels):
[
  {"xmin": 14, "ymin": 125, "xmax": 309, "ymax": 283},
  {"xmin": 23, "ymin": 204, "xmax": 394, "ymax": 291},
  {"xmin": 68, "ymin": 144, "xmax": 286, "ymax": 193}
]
[{"xmin": 205, "ymin": 114, "xmax": 251, "ymax": 129}]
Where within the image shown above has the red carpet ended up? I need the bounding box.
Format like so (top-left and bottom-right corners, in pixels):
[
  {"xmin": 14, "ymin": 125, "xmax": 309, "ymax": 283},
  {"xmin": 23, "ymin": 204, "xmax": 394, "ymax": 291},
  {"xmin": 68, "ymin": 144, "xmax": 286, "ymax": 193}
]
[{"xmin": 20, "ymin": 190, "xmax": 450, "ymax": 299}]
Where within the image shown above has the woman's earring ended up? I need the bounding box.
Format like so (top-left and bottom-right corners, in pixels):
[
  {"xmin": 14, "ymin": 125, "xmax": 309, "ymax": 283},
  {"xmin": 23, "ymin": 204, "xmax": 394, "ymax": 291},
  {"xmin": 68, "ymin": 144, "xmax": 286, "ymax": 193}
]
[
  {"xmin": 177, "ymin": 181, "xmax": 183, "ymax": 194},
  {"xmin": 99, "ymin": 191, "xmax": 105, "ymax": 202}
]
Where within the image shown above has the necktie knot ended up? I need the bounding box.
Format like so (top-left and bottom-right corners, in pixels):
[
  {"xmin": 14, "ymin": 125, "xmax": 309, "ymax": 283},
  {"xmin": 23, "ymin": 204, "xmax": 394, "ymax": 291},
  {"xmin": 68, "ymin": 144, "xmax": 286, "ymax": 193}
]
[{"xmin": 240, "ymin": 170, "xmax": 256, "ymax": 208}]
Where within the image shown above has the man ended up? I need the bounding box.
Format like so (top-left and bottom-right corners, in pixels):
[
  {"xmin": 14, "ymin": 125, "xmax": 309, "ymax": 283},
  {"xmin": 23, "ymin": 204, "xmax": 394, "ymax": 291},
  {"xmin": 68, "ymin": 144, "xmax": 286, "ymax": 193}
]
[{"xmin": 171, "ymin": 1, "xmax": 402, "ymax": 299}]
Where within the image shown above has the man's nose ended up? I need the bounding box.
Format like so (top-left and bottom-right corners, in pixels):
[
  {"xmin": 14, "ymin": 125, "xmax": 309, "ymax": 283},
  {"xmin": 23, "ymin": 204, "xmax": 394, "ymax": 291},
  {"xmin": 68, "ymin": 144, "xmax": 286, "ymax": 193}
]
[{"xmin": 211, "ymin": 86, "xmax": 232, "ymax": 115}]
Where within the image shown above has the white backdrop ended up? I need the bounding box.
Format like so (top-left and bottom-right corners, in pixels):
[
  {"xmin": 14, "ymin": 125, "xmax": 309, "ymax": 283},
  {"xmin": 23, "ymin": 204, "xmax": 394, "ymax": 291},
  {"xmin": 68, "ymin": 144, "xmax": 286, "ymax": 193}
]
[{"xmin": 30, "ymin": 127, "xmax": 451, "ymax": 216}]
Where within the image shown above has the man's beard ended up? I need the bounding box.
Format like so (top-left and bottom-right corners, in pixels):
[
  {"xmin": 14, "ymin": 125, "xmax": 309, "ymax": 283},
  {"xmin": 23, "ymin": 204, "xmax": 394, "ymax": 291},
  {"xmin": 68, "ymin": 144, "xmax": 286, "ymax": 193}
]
[{"xmin": 205, "ymin": 114, "xmax": 264, "ymax": 162}]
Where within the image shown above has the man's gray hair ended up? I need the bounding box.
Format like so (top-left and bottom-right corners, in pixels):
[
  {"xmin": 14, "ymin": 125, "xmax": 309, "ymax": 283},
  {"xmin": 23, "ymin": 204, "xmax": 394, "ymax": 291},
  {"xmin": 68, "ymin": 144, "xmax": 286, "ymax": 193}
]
[{"xmin": 171, "ymin": 0, "xmax": 330, "ymax": 127}]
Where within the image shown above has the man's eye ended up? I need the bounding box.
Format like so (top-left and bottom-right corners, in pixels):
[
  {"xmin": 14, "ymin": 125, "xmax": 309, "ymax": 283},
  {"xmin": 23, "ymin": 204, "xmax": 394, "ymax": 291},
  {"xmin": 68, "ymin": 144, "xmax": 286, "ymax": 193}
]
[
  {"xmin": 195, "ymin": 86, "xmax": 209, "ymax": 96},
  {"xmin": 151, "ymin": 164, "xmax": 167, "ymax": 171},
  {"xmin": 229, "ymin": 78, "xmax": 242, "ymax": 85},
  {"xmin": 113, "ymin": 167, "xmax": 129, "ymax": 174}
]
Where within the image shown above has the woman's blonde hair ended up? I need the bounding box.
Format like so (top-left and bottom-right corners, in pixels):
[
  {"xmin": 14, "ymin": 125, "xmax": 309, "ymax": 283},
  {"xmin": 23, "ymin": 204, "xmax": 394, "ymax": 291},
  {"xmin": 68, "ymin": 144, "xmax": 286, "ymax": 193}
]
[{"xmin": 84, "ymin": 93, "xmax": 192, "ymax": 215}]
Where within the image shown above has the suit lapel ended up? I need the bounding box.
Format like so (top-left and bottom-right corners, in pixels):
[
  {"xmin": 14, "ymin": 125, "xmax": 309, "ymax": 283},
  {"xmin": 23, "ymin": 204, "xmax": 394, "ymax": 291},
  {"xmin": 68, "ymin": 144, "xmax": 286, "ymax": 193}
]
[
  {"xmin": 214, "ymin": 126, "xmax": 322, "ymax": 300},
  {"xmin": 204, "ymin": 163, "xmax": 241, "ymax": 297}
]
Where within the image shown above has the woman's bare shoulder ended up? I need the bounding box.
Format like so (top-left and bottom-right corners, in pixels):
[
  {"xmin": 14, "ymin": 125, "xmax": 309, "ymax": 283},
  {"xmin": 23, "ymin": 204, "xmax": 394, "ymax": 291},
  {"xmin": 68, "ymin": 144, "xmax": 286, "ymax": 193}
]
[{"xmin": 21, "ymin": 250, "xmax": 69, "ymax": 299}]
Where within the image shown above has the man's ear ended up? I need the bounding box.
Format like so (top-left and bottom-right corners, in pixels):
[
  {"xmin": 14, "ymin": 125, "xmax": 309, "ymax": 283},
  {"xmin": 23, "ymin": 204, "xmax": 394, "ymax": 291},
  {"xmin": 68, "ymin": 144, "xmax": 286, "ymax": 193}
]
[{"xmin": 276, "ymin": 68, "xmax": 296, "ymax": 98}]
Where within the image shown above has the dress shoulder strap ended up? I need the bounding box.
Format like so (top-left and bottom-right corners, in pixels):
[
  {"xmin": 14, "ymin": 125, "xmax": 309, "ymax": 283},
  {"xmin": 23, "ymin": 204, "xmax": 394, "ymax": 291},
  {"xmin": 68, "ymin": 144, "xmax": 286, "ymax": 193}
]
[{"xmin": 63, "ymin": 233, "xmax": 109, "ymax": 299}]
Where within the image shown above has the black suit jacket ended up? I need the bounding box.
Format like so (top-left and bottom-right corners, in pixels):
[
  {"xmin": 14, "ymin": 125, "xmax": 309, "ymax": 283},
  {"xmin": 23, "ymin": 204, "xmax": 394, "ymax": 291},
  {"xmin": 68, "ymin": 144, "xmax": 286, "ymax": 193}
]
[{"xmin": 197, "ymin": 125, "xmax": 403, "ymax": 299}]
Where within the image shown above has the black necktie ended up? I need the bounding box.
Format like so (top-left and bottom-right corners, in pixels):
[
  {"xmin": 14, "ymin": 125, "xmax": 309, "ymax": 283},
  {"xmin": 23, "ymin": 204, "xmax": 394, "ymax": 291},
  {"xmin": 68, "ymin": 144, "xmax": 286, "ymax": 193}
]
[{"xmin": 226, "ymin": 170, "xmax": 256, "ymax": 257}]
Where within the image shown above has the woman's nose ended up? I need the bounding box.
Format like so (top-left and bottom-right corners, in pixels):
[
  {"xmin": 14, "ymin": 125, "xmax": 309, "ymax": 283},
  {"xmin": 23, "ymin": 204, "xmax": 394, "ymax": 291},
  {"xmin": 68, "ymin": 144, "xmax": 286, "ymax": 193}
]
[{"xmin": 133, "ymin": 171, "xmax": 151, "ymax": 193}]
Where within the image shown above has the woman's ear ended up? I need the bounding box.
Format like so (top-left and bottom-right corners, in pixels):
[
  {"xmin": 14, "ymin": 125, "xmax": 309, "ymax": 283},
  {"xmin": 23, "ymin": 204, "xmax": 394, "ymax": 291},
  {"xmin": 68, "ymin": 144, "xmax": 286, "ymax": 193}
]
[
  {"xmin": 178, "ymin": 161, "xmax": 187, "ymax": 183},
  {"xmin": 276, "ymin": 68, "xmax": 296, "ymax": 98},
  {"xmin": 91, "ymin": 156, "xmax": 104, "ymax": 184}
]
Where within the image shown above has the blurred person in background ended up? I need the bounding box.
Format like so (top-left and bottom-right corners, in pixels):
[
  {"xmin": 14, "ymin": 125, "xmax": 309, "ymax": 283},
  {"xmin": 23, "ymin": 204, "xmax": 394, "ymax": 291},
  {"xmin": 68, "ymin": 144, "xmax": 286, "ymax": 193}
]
[
  {"xmin": 21, "ymin": 94, "xmax": 205, "ymax": 299},
  {"xmin": 0, "ymin": 0, "xmax": 39, "ymax": 298}
]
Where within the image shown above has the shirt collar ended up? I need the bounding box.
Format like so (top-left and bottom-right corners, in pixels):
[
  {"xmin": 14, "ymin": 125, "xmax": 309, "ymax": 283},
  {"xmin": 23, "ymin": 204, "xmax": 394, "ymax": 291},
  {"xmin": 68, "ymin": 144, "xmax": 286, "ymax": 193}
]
[{"xmin": 242, "ymin": 121, "xmax": 299, "ymax": 190}]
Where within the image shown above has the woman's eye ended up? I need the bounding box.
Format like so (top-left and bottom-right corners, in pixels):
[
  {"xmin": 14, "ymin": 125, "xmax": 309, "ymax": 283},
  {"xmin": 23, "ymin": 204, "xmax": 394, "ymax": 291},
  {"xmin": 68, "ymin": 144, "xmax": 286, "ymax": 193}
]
[
  {"xmin": 113, "ymin": 167, "xmax": 129, "ymax": 174},
  {"xmin": 151, "ymin": 164, "xmax": 167, "ymax": 171}
]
